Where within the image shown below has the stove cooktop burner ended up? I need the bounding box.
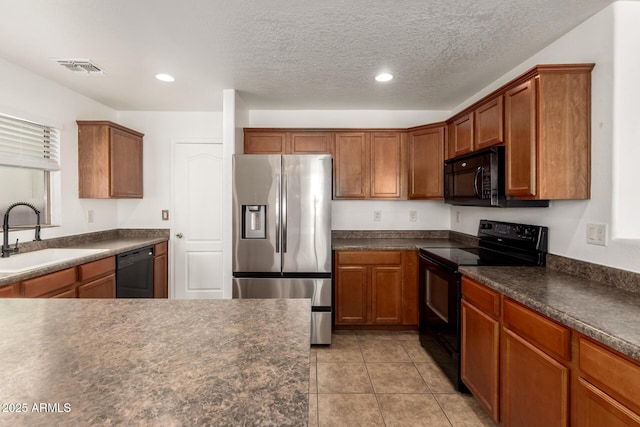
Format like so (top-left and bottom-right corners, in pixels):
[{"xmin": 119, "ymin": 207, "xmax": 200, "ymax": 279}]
[{"xmin": 419, "ymin": 219, "xmax": 548, "ymax": 269}]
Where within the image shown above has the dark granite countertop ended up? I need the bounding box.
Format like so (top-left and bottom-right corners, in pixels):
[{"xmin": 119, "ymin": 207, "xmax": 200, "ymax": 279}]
[
  {"xmin": 0, "ymin": 299, "xmax": 310, "ymax": 426},
  {"xmin": 0, "ymin": 230, "xmax": 169, "ymax": 286},
  {"xmin": 332, "ymin": 237, "xmax": 465, "ymax": 251},
  {"xmin": 331, "ymin": 230, "xmax": 478, "ymax": 251},
  {"xmin": 460, "ymin": 266, "xmax": 640, "ymax": 362}
]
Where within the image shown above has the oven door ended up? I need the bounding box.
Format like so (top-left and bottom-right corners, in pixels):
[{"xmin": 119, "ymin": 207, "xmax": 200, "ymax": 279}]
[{"xmin": 418, "ymin": 253, "xmax": 461, "ymax": 357}]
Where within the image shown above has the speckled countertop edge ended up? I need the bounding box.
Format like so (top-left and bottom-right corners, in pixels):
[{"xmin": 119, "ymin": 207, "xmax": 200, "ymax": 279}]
[
  {"xmin": 0, "ymin": 230, "xmax": 169, "ymax": 286},
  {"xmin": 460, "ymin": 266, "xmax": 640, "ymax": 362},
  {"xmin": 0, "ymin": 299, "xmax": 310, "ymax": 426}
]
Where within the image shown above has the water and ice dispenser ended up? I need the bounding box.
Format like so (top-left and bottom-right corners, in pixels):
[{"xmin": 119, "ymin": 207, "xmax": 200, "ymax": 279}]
[{"xmin": 242, "ymin": 205, "xmax": 266, "ymax": 239}]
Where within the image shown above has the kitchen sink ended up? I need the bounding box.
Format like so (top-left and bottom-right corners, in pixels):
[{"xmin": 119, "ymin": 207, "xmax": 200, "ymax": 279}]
[{"xmin": 0, "ymin": 248, "xmax": 110, "ymax": 273}]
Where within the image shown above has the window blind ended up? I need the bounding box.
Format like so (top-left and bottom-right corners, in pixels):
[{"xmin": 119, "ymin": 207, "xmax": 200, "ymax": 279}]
[{"xmin": 0, "ymin": 114, "xmax": 60, "ymax": 171}]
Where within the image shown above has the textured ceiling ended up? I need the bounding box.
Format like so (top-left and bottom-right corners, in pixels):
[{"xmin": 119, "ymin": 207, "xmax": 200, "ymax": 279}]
[{"xmin": 0, "ymin": 0, "xmax": 614, "ymax": 111}]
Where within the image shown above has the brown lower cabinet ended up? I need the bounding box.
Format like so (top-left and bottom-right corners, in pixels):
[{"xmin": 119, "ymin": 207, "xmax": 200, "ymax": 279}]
[
  {"xmin": 0, "ymin": 242, "xmax": 169, "ymax": 299},
  {"xmin": 153, "ymin": 241, "xmax": 169, "ymax": 298},
  {"xmin": 0, "ymin": 282, "xmax": 20, "ymax": 298},
  {"xmin": 334, "ymin": 250, "xmax": 417, "ymax": 327},
  {"xmin": 461, "ymin": 275, "xmax": 640, "ymax": 426}
]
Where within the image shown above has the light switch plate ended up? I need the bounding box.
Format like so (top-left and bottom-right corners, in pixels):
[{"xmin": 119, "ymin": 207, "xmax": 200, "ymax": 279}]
[
  {"xmin": 586, "ymin": 223, "xmax": 607, "ymax": 246},
  {"xmin": 162, "ymin": 210, "xmax": 169, "ymax": 221}
]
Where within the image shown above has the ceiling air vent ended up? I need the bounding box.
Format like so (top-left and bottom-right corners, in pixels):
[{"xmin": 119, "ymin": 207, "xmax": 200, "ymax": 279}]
[{"xmin": 55, "ymin": 59, "xmax": 105, "ymax": 75}]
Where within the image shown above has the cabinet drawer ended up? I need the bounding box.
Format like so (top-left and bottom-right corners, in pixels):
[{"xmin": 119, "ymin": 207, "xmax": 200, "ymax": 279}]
[
  {"xmin": 462, "ymin": 276, "xmax": 500, "ymax": 317},
  {"xmin": 503, "ymin": 298, "xmax": 571, "ymax": 361},
  {"xmin": 337, "ymin": 251, "xmax": 402, "ymax": 266},
  {"xmin": 22, "ymin": 268, "xmax": 77, "ymax": 298},
  {"xmin": 78, "ymin": 256, "xmax": 115, "ymax": 282},
  {"xmin": 579, "ymin": 337, "xmax": 640, "ymax": 410},
  {"xmin": 0, "ymin": 283, "xmax": 19, "ymax": 298}
]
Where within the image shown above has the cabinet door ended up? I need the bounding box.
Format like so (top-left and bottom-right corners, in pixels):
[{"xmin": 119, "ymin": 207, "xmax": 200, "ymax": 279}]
[
  {"xmin": 335, "ymin": 265, "xmax": 368, "ymax": 324},
  {"xmin": 290, "ymin": 132, "xmax": 333, "ymax": 154},
  {"xmin": 575, "ymin": 378, "xmax": 640, "ymax": 427},
  {"xmin": 501, "ymin": 327, "xmax": 569, "ymax": 426},
  {"xmin": 370, "ymin": 132, "xmax": 404, "ymax": 199},
  {"xmin": 50, "ymin": 288, "xmax": 77, "ymax": 298},
  {"xmin": 78, "ymin": 274, "xmax": 116, "ymax": 298},
  {"xmin": 461, "ymin": 300, "xmax": 500, "ymax": 422},
  {"xmin": 475, "ymin": 96, "xmax": 504, "ymax": 150},
  {"xmin": 244, "ymin": 131, "xmax": 288, "ymax": 154},
  {"xmin": 154, "ymin": 253, "xmax": 168, "ymax": 298},
  {"xmin": 452, "ymin": 112, "xmax": 474, "ymax": 157},
  {"xmin": 110, "ymin": 127, "xmax": 143, "ymax": 197},
  {"xmin": 334, "ymin": 132, "xmax": 369, "ymax": 199},
  {"xmin": 371, "ymin": 266, "xmax": 402, "ymax": 324},
  {"xmin": 505, "ymin": 79, "xmax": 537, "ymax": 198},
  {"xmin": 408, "ymin": 126, "xmax": 444, "ymax": 199}
]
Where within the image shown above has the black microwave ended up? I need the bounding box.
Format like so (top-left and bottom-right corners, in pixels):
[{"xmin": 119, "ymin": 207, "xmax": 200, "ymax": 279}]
[{"xmin": 443, "ymin": 146, "xmax": 549, "ymax": 207}]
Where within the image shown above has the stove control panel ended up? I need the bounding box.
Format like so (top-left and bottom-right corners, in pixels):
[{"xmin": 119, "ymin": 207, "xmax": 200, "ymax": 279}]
[{"xmin": 478, "ymin": 220, "xmax": 548, "ymax": 251}]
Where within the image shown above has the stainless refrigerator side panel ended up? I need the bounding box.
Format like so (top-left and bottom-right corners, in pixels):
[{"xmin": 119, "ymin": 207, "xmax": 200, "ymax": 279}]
[
  {"xmin": 282, "ymin": 155, "xmax": 332, "ymax": 273},
  {"xmin": 232, "ymin": 155, "xmax": 281, "ymax": 273},
  {"xmin": 232, "ymin": 277, "xmax": 331, "ymax": 307},
  {"xmin": 311, "ymin": 312, "xmax": 332, "ymax": 345}
]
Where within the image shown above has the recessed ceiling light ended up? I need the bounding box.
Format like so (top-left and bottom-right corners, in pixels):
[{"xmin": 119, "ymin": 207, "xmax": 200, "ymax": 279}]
[
  {"xmin": 375, "ymin": 73, "xmax": 393, "ymax": 82},
  {"xmin": 155, "ymin": 73, "xmax": 175, "ymax": 82}
]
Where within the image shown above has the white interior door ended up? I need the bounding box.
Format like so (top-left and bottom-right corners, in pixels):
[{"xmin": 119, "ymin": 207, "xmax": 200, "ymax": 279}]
[{"xmin": 173, "ymin": 141, "xmax": 223, "ymax": 298}]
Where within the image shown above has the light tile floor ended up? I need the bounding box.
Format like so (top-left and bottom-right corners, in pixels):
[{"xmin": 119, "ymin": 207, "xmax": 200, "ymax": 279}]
[{"xmin": 309, "ymin": 331, "xmax": 497, "ymax": 427}]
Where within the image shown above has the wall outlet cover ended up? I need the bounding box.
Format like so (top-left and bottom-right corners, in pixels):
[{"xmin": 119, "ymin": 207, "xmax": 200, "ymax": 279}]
[
  {"xmin": 373, "ymin": 210, "xmax": 381, "ymax": 222},
  {"xmin": 162, "ymin": 210, "xmax": 170, "ymax": 221},
  {"xmin": 586, "ymin": 223, "xmax": 607, "ymax": 246}
]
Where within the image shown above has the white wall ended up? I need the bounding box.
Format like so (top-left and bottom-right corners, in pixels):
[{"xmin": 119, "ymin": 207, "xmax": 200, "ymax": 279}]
[
  {"xmin": 115, "ymin": 111, "xmax": 223, "ymax": 229},
  {"xmin": 333, "ymin": 200, "xmax": 450, "ymax": 230},
  {"xmin": 0, "ymin": 56, "xmax": 119, "ymax": 244},
  {"xmin": 248, "ymin": 109, "xmax": 452, "ymax": 230},
  {"xmin": 449, "ymin": 3, "xmax": 640, "ymax": 273},
  {"xmin": 612, "ymin": 1, "xmax": 640, "ymax": 239},
  {"xmin": 249, "ymin": 110, "xmax": 449, "ymax": 129}
]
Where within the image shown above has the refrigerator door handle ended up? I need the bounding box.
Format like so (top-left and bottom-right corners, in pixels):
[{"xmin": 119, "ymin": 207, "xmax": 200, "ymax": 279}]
[
  {"xmin": 282, "ymin": 173, "xmax": 288, "ymax": 253},
  {"xmin": 275, "ymin": 174, "xmax": 281, "ymax": 253}
]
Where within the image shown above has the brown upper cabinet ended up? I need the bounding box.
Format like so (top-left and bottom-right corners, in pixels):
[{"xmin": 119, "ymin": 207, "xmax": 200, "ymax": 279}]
[
  {"xmin": 504, "ymin": 65, "xmax": 593, "ymax": 200},
  {"xmin": 334, "ymin": 132, "xmax": 370, "ymax": 199},
  {"xmin": 474, "ymin": 95, "xmax": 504, "ymax": 150},
  {"xmin": 77, "ymin": 121, "xmax": 144, "ymax": 198},
  {"xmin": 450, "ymin": 112, "xmax": 474, "ymax": 157},
  {"xmin": 369, "ymin": 132, "xmax": 405, "ymax": 199},
  {"xmin": 407, "ymin": 124, "xmax": 446, "ymax": 199},
  {"xmin": 334, "ymin": 131, "xmax": 406, "ymax": 200},
  {"xmin": 243, "ymin": 129, "xmax": 333, "ymax": 155}
]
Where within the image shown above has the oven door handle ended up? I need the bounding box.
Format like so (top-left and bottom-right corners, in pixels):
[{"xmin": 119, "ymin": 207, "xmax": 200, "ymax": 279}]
[{"xmin": 473, "ymin": 166, "xmax": 483, "ymax": 199}]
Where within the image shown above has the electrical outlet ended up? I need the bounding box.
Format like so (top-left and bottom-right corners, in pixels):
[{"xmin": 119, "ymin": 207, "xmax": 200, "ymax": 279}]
[
  {"xmin": 409, "ymin": 210, "xmax": 417, "ymax": 222},
  {"xmin": 455, "ymin": 211, "xmax": 461, "ymax": 224},
  {"xmin": 373, "ymin": 210, "xmax": 382, "ymax": 222},
  {"xmin": 586, "ymin": 223, "xmax": 607, "ymax": 246},
  {"xmin": 87, "ymin": 209, "xmax": 94, "ymax": 223},
  {"xmin": 162, "ymin": 210, "xmax": 169, "ymax": 221}
]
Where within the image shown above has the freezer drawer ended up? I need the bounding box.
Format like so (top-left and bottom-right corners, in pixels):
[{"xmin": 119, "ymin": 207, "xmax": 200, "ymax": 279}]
[{"xmin": 232, "ymin": 277, "xmax": 331, "ymax": 307}]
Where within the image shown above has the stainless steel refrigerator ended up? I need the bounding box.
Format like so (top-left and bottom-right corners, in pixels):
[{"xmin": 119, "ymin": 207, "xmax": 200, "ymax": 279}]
[{"xmin": 232, "ymin": 154, "xmax": 332, "ymax": 344}]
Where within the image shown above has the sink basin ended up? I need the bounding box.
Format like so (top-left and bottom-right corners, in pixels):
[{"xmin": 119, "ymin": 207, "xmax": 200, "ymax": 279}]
[{"xmin": 0, "ymin": 248, "xmax": 110, "ymax": 273}]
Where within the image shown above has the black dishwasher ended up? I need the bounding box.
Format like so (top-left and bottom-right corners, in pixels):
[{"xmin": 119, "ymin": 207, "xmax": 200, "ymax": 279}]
[{"xmin": 116, "ymin": 245, "xmax": 154, "ymax": 298}]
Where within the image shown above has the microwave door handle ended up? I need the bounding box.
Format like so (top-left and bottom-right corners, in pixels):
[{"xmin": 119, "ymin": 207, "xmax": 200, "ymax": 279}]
[{"xmin": 473, "ymin": 166, "xmax": 483, "ymax": 199}]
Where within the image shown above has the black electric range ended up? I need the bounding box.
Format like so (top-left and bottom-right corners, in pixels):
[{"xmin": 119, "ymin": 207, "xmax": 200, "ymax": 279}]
[{"xmin": 417, "ymin": 219, "xmax": 548, "ymax": 392}]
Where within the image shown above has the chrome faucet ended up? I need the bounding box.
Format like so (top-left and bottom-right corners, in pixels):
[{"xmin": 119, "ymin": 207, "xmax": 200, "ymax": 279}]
[{"xmin": 2, "ymin": 202, "xmax": 42, "ymax": 258}]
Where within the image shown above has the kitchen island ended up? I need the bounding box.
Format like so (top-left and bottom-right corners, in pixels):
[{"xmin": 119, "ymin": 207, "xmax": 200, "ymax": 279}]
[{"xmin": 0, "ymin": 299, "xmax": 310, "ymax": 426}]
